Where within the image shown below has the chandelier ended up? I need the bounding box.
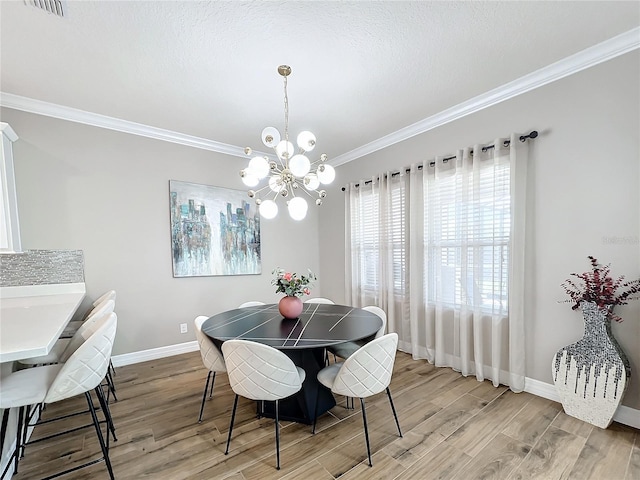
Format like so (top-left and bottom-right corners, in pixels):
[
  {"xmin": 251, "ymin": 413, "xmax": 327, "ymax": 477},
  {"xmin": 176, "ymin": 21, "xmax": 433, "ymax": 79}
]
[{"xmin": 240, "ymin": 65, "xmax": 335, "ymax": 220}]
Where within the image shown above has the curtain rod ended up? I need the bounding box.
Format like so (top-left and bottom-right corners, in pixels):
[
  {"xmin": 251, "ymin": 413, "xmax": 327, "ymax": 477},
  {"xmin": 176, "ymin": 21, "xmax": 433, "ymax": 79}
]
[{"xmin": 341, "ymin": 130, "xmax": 538, "ymax": 191}]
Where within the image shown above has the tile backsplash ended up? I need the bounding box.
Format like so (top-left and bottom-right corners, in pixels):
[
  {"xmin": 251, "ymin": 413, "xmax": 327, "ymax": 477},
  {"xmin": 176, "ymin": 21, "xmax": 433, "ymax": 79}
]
[{"xmin": 0, "ymin": 249, "xmax": 84, "ymax": 287}]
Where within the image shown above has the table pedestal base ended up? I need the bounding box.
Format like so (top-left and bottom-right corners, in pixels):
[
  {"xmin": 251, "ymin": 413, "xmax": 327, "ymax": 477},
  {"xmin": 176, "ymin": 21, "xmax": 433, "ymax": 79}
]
[{"xmin": 260, "ymin": 348, "xmax": 335, "ymax": 425}]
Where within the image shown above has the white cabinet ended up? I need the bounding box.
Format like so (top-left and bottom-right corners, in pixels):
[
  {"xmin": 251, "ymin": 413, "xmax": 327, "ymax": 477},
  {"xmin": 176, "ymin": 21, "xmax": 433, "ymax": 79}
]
[{"xmin": 0, "ymin": 122, "xmax": 21, "ymax": 253}]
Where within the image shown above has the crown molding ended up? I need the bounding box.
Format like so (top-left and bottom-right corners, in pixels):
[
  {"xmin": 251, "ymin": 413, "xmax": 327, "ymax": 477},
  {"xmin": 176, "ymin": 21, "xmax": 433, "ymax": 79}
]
[
  {"xmin": 0, "ymin": 93, "xmax": 274, "ymax": 159},
  {"xmin": 1, "ymin": 28, "xmax": 638, "ymax": 165},
  {"xmin": 331, "ymin": 27, "xmax": 640, "ymax": 167}
]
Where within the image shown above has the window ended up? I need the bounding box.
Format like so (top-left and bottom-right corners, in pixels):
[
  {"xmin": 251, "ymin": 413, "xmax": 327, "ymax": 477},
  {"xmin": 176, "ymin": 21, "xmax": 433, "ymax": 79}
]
[
  {"xmin": 349, "ymin": 153, "xmax": 511, "ymax": 313},
  {"xmin": 350, "ymin": 186, "xmax": 380, "ymax": 294},
  {"xmin": 424, "ymin": 160, "xmax": 510, "ymax": 310}
]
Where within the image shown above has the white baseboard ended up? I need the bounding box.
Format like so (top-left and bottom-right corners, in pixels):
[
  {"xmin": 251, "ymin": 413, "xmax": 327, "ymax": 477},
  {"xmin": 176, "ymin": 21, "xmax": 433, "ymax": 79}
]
[
  {"xmin": 110, "ymin": 341, "xmax": 198, "ymax": 367},
  {"xmin": 524, "ymin": 377, "xmax": 640, "ymax": 429},
  {"xmin": 110, "ymin": 341, "xmax": 639, "ymax": 429}
]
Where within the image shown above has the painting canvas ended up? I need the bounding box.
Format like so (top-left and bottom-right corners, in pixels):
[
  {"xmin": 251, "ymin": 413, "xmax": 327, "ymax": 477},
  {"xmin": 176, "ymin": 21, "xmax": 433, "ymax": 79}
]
[{"xmin": 169, "ymin": 180, "xmax": 261, "ymax": 277}]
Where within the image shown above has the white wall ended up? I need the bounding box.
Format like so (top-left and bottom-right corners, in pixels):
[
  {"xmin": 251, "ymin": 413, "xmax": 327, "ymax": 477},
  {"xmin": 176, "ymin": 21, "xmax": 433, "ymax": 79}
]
[
  {"xmin": 319, "ymin": 51, "xmax": 640, "ymax": 410},
  {"xmin": 0, "ymin": 109, "xmax": 322, "ymax": 355}
]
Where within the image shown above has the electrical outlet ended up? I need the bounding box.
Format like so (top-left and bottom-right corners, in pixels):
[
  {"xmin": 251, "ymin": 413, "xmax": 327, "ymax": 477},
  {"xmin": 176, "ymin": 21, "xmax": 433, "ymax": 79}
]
[{"xmin": 180, "ymin": 323, "xmax": 188, "ymax": 334}]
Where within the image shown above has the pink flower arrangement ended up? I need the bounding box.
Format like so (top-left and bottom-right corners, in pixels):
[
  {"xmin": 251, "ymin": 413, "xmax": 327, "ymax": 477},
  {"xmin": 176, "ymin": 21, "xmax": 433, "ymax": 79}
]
[
  {"xmin": 561, "ymin": 256, "xmax": 640, "ymax": 321},
  {"xmin": 272, "ymin": 267, "xmax": 316, "ymax": 298}
]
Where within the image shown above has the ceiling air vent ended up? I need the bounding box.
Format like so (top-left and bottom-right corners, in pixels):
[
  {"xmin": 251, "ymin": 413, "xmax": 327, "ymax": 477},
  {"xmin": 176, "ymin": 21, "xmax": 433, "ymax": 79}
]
[{"xmin": 25, "ymin": 0, "xmax": 67, "ymax": 17}]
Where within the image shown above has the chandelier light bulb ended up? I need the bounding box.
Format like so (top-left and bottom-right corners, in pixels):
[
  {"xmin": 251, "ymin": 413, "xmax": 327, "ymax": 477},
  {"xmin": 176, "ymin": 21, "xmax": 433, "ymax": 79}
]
[
  {"xmin": 259, "ymin": 199, "xmax": 278, "ymax": 219},
  {"xmin": 269, "ymin": 175, "xmax": 284, "ymax": 192},
  {"xmin": 296, "ymin": 131, "xmax": 316, "ymax": 152},
  {"xmin": 241, "ymin": 171, "xmax": 260, "ymax": 187},
  {"xmin": 248, "ymin": 156, "xmax": 270, "ymax": 179},
  {"xmin": 261, "ymin": 127, "xmax": 281, "ymax": 148},
  {"xmin": 304, "ymin": 173, "xmax": 320, "ymax": 190},
  {"xmin": 317, "ymin": 164, "xmax": 335, "ymax": 184},
  {"xmin": 275, "ymin": 140, "xmax": 295, "ymax": 160},
  {"xmin": 289, "ymin": 154, "xmax": 311, "ymax": 177},
  {"xmin": 288, "ymin": 197, "xmax": 308, "ymax": 221}
]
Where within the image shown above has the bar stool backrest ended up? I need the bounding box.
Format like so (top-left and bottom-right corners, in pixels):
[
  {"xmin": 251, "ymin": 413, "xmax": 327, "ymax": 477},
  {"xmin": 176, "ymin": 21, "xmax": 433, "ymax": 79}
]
[
  {"xmin": 59, "ymin": 300, "xmax": 115, "ymax": 363},
  {"xmin": 45, "ymin": 312, "xmax": 117, "ymax": 403}
]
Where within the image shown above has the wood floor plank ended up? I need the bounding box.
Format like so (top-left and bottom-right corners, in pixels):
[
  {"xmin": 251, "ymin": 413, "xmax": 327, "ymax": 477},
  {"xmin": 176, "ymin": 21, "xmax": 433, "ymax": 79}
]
[
  {"xmin": 501, "ymin": 394, "xmax": 561, "ymax": 447},
  {"xmin": 313, "ymin": 402, "xmax": 401, "ymax": 478},
  {"xmin": 383, "ymin": 393, "xmax": 486, "ymax": 469},
  {"xmin": 395, "ymin": 440, "xmax": 472, "ymax": 480},
  {"xmin": 626, "ymin": 431, "xmax": 640, "ymax": 480},
  {"xmin": 280, "ymin": 459, "xmax": 335, "ymax": 480},
  {"xmin": 568, "ymin": 422, "xmax": 636, "ymax": 480},
  {"xmin": 508, "ymin": 425, "xmax": 586, "ymax": 480},
  {"xmin": 451, "ymin": 433, "xmax": 530, "ymax": 480},
  {"xmin": 445, "ymin": 390, "xmax": 532, "ymax": 457},
  {"xmin": 429, "ymin": 374, "xmax": 485, "ymax": 408},
  {"xmin": 338, "ymin": 450, "xmax": 406, "ymax": 480},
  {"xmin": 551, "ymin": 410, "xmax": 594, "ymax": 438}
]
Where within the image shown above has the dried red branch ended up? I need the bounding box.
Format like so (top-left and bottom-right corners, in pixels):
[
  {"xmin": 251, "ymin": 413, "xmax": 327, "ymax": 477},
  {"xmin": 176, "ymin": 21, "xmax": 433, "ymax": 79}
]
[{"xmin": 561, "ymin": 256, "xmax": 640, "ymax": 321}]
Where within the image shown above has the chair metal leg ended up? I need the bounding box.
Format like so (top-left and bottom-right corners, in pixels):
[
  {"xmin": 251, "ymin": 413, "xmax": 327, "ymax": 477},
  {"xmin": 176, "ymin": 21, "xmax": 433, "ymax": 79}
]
[
  {"xmin": 0, "ymin": 409, "xmax": 9, "ymax": 456},
  {"xmin": 95, "ymin": 386, "xmax": 117, "ymax": 443},
  {"xmin": 274, "ymin": 399, "xmax": 280, "ymax": 470},
  {"xmin": 105, "ymin": 370, "xmax": 118, "ymax": 402},
  {"xmin": 14, "ymin": 406, "xmax": 24, "ymax": 471},
  {"xmin": 85, "ymin": 392, "xmax": 115, "ymax": 480},
  {"xmin": 360, "ymin": 398, "xmax": 372, "ymax": 467},
  {"xmin": 208, "ymin": 372, "xmax": 216, "ymax": 399},
  {"xmin": 198, "ymin": 371, "xmax": 213, "ymax": 423},
  {"xmin": 225, "ymin": 394, "xmax": 239, "ymax": 455},
  {"xmin": 386, "ymin": 387, "xmax": 402, "ymax": 437}
]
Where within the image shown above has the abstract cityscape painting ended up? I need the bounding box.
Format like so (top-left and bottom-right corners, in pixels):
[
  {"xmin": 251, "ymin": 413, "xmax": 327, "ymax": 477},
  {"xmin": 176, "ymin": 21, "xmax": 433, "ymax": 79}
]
[{"xmin": 169, "ymin": 180, "xmax": 261, "ymax": 277}]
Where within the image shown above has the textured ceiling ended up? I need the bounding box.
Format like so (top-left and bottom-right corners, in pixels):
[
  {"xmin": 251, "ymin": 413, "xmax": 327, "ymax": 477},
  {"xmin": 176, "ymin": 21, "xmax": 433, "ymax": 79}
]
[{"xmin": 1, "ymin": 1, "xmax": 639, "ymax": 163}]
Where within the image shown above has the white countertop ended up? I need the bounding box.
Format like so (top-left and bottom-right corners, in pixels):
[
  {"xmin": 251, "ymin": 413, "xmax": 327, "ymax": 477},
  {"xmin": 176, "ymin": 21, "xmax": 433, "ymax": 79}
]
[{"xmin": 0, "ymin": 283, "xmax": 85, "ymax": 363}]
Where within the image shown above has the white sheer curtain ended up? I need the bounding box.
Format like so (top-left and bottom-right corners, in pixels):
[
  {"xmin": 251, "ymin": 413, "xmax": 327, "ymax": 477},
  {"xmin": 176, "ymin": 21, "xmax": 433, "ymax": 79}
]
[{"xmin": 345, "ymin": 134, "xmax": 528, "ymax": 392}]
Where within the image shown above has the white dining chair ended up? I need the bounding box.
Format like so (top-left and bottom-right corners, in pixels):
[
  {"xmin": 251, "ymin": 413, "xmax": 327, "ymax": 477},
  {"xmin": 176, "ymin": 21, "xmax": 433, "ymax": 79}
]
[
  {"xmin": 194, "ymin": 315, "xmax": 227, "ymax": 423},
  {"xmin": 221, "ymin": 339, "xmax": 305, "ymax": 470},
  {"xmin": 0, "ymin": 312, "xmax": 118, "ymax": 479},
  {"xmin": 327, "ymin": 305, "xmax": 387, "ymax": 361},
  {"xmin": 312, "ymin": 333, "xmax": 402, "ymax": 467},
  {"xmin": 238, "ymin": 301, "xmax": 266, "ymax": 307},
  {"xmin": 304, "ymin": 297, "xmax": 335, "ymax": 304}
]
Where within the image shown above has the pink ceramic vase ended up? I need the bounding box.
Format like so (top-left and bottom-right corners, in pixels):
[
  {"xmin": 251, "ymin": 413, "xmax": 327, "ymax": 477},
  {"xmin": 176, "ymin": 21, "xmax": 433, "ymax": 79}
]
[{"xmin": 278, "ymin": 296, "xmax": 303, "ymax": 320}]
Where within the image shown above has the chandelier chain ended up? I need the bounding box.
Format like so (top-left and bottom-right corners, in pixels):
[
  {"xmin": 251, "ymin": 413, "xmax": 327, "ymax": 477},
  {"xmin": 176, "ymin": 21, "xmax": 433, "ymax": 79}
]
[{"xmin": 283, "ymin": 75, "xmax": 289, "ymax": 143}]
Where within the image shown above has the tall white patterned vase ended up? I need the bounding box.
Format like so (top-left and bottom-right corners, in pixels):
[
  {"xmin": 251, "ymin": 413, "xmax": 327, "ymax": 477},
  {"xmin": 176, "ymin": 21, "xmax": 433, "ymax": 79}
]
[{"xmin": 552, "ymin": 301, "xmax": 630, "ymax": 428}]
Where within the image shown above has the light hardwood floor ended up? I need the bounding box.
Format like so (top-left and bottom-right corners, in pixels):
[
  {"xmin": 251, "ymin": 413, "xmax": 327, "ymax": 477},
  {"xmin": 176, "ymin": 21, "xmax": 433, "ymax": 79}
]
[{"xmin": 12, "ymin": 351, "xmax": 640, "ymax": 480}]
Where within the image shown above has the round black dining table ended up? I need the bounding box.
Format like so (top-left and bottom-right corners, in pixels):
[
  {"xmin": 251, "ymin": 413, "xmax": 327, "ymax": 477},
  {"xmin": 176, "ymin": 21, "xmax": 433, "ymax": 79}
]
[{"xmin": 202, "ymin": 302, "xmax": 382, "ymax": 424}]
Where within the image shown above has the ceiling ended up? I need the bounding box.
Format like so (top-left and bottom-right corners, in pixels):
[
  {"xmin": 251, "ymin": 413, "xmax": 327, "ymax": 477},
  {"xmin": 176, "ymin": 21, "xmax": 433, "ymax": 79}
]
[{"xmin": 1, "ymin": 1, "xmax": 638, "ymax": 165}]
